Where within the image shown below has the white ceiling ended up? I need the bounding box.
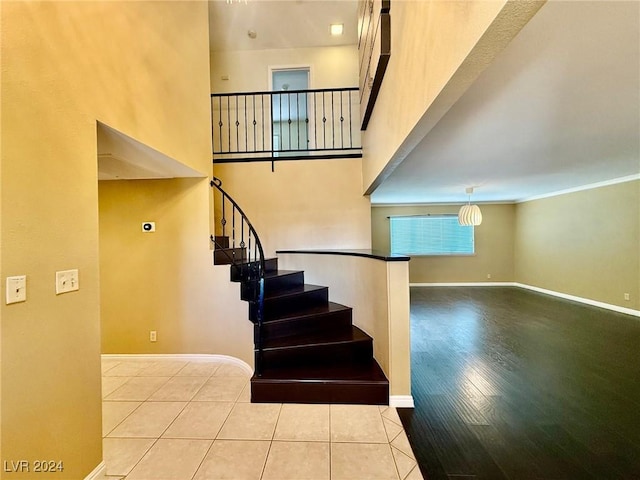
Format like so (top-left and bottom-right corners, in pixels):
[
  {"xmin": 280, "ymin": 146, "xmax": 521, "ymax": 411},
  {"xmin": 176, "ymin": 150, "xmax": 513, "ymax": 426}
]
[
  {"xmin": 370, "ymin": 1, "xmax": 640, "ymax": 204},
  {"xmin": 208, "ymin": 0, "xmax": 358, "ymax": 52}
]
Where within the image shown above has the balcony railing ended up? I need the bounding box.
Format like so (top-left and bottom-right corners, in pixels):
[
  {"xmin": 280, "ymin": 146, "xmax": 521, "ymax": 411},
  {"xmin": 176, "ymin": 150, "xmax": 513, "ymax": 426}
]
[{"xmin": 211, "ymin": 87, "xmax": 362, "ymax": 167}]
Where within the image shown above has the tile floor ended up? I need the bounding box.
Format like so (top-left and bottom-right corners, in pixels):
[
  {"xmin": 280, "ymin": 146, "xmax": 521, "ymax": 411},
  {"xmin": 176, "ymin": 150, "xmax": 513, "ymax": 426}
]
[{"xmin": 102, "ymin": 357, "xmax": 423, "ymax": 480}]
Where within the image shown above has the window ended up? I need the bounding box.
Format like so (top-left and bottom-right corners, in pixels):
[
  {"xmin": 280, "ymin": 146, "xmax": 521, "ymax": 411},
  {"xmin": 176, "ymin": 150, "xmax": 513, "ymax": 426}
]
[{"xmin": 390, "ymin": 215, "xmax": 475, "ymax": 256}]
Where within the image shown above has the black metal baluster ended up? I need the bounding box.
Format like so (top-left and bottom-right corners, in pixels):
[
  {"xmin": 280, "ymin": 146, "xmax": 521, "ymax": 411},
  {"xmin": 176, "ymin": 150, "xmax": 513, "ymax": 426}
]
[
  {"xmin": 340, "ymin": 90, "xmax": 344, "ymax": 149},
  {"xmin": 331, "ymin": 91, "xmax": 335, "ymax": 149},
  {"xmin": 235, "ymin": 96, "xmax": 240, "ymax": 153},
  {"xmin": 244, "ymin": 94, "xmax": 248, "ymax": 153},
  {"xmin": 287, "ymin": 92, "xmax": 292, "ymax": 152},
  {"xmin": 231, "ymin": 205, "xmax": 236, "ymax": 261},
  {"xmin": 322, "ymin": 92, "xmax": 326, "ymax": 149},
  {"xmin": 221, "ymin": 193, "xmax": 226, "ymax": 238},
  {"xmin": 313, "ymin": 92, "xmax": 318, "ymax": 150},
  {"xmin": 227, "ymin": 96, "xmax": 231, "ymax": 154},
  {"xmin": 349, "ymin": 90, "xmax": 353, "ymax": 148},
  {"xmin": 252, "ymin": 95, "xmax": 257, "ymax": 153},
  {"xmin": 296, "ymin": 92, "xmax": 300, "ymax": 151}
]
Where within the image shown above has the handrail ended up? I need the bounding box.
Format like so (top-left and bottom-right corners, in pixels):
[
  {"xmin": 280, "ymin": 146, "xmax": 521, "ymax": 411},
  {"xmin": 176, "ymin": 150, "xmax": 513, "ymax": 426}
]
[{"xmin": 210, "ymin": 177, "xmax": 266, "ymax": 376}]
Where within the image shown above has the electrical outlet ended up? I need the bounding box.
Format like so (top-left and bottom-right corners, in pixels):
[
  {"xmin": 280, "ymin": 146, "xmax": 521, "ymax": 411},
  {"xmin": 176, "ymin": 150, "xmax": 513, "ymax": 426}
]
[
  {"xmin": 487, "ymin": 273, "xmax": 492, "ymax": 279},
  {"xmin": 150, "ymin": 331, "xmax": 157, "ymax": 342},
  {"xmin": 624, "ymin": 293, "xmax": 630, "ymax": 301},
  {"xmin": 56, "ymin": 269, "xmax": 79, "ymax": 294},
  {"xmin": 6, "ymin": 275, "xmax": 27, "ymax": 304}
]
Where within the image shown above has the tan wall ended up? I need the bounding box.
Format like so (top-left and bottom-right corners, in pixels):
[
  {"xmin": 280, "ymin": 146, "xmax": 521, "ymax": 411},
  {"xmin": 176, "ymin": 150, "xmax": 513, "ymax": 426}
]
[
  {"xmin": 214, "ymin": 160, "xmax": 372, "ymax": 256},
  {"xmin": 362, "ymin": 1, "xmax": 543, "ymax": 193},
  {"xmin": 98, "ymin": 179, "xmax": 253, "ymax": 365},
  {"xmin": 372, "ymin": 204, "xmax": 516, "ymax": 283},
  {"xmin": 515, "ymin": 180, "xmax": 640, "ymax": 310},
  {"xmin": 211, "ymin": 45, "xmax": 358, "ymax": 92},
  {"xmin": 0, "ymin": 2, "xmax": 211, "ymax": 477}
]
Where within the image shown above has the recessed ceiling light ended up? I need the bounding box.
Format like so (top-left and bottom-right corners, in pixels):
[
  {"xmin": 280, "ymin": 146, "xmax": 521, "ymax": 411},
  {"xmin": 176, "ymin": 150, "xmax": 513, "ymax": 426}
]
[{"xmin": 330, "ymin": 24, "xmax": 344, "ymax": 36}]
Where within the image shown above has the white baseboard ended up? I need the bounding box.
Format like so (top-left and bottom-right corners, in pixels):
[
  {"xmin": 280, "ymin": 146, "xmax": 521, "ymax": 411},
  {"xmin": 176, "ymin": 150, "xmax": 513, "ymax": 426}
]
[
  {"xmin": 84, "ymin": 461, "xmax": 105, "ymax": 480},
  {"xmin": 514, "ymin": 283, "xmax": 640, "ymax": 318},
  {"xmin": 410, "ymin": 282, "xmax": 640, "ymax": 317},
  {"xmin": 410, "ymin": 282, "xmax": 515, "ymax": 287},
  {"xmin": 101, "ymin": 353, "xmax": 254, "ymax": 375},
  {"xmin": 389, "ymin": 395, "xmax": 414, "ymax": 408}
]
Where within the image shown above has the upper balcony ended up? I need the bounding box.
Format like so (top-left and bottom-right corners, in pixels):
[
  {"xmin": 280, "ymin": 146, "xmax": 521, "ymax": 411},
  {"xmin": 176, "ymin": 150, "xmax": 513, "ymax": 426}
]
[{"xmin": 211, "ymin": 87, "xmax": 362, "ymax": 167}]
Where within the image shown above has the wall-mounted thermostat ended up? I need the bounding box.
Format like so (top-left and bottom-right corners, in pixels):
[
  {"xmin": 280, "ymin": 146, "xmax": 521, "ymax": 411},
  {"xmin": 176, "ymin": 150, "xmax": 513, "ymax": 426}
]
[{"xmin": 142, "ymin": 222, "xmax": 156, "ymax": 233}]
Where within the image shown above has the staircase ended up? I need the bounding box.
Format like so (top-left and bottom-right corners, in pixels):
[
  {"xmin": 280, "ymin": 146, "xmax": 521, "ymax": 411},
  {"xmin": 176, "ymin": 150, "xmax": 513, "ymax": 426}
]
[{"xmin": 211, "ymin": 178, "xmax": 389, "ymax": 405}]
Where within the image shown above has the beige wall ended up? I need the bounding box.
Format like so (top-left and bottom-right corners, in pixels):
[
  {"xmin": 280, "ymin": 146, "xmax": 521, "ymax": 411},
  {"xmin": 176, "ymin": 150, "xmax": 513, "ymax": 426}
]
[
  {"xmin": 1, "ymin": 2, "xmax": 211, "ymax": 477},
  {"xmin": 211, "ymin": 45, "xmax": 358, "ymax": 92},
  {"xmin": 372, "ymin": 204, "xmax": 516, "ymax": 283},
  {"xmin": 98, "ymin": 179, "xmax": 253, "ymax": 365},
  {"xmin": 214, "ymin": 160, "xmax": 372, "ymax": 256},
  {"xmin": 362, "ymin": 1, "xmax": 543, "ymax": 193},
  {"xmin": 515, "ymin": 180, "xmax": 640, "ymax": 311}
]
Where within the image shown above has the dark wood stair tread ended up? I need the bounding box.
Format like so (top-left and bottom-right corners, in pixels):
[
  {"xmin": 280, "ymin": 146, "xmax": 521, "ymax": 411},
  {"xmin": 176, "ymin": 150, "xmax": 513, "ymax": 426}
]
[
  {"xmin": 264, "ymin": 270, "xmax": 303, "ymax": 279},
  {"xmin": 253, "ymin": 360, "xmax": 388, "ymax": 383},
  {"xmin": 262, "ymin": 325, "xmax": 370, "ymax": 351},
  {"xmin": 264, "ymin": 284, "xmax": 327, "ymax": 300},
  {"xmin": 262, "ymin": 301, "xmax": 350, "ymax": 323}
]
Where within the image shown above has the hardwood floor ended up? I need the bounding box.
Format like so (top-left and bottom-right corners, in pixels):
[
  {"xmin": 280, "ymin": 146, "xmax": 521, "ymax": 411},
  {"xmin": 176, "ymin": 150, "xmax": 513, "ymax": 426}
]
[{"xmin": 398, "ymin": 287, "xmax": 640, "ymax": 480}]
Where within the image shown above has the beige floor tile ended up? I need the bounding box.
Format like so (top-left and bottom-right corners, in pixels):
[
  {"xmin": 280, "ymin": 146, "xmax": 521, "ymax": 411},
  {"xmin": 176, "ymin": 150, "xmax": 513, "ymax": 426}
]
[
  {"xmin": 383, "ymin": 417, "xmax": 404, "ymax": 442},
  {"xmin": 103, "ymin": 438, "xmax": 155, "ymax": 476},
  {"xmin": 162, "ymin": 402, "xmax": 233, "ymax": 439},
  {"xmin": 262, "ymin": 441, "xmax": 329, "ymax": 480},
  {"xmin": 274, "ymin": 404, "xmax": 329, "ymax": 441},
  {"xmin": 330, "ymin": 404, "xmax": 388, "ymax": 443},
  {"xmin": 382, "ymin": 406, "xmax": 403, "ymax": 426},
  {"xmin": 138, "ymin": 360, "xmax": 188, "ymax": 377},
  {"xmin": 236, "ymin": 382, "xmax": 252, "ymax": 402},
  {"xmin": 127, "ymin": 438, "xmax": 212, "ymax": 480},
  {"xmin": 101, "ymin": 359, "xmax": 121, "ymax": 374},
  {"xmin": 392, "ymin": 446, "xmax": 417, "ymax": 479},
  {"xmin": 193, "ymin": 440, "xmax": 269, "ymax": 480},
  {"xmin": 405, "ymin": 465, "xmax": 424, "ymax": 480},
  {"xmin": 176, "ymin": 361, "xmax": 221, "ymax": 377},
  {"xmin": 213, "ymin": 363, "xmax": 252, "ymax": 377},
  {"xmin": 104, "ymin": 376, "xmax": 170, "ymax": 401},
  {"xmin": 102, "ymin": 401, "xmax": 141, "ymax": 436},
  {"xmin": 148, "ymin": 376, "xmax": 208, "ymax": 401},
  {"xmin": 103, "ymin": 361, "xmax": 155, "ymax": 377},
  {"xmin": 391, "ymin": 431, "xmax": 416, "ymax": 460},
  {"xmin": 331, "ymin": 443, "xmax": 399, "ymax": 480},
  {"xmin": 217, "ymin": 403, "xmax": 281, "ymax": 440},
  {"xmin": 192, "ymin": 376, "xmax": 247, "ymax": 402},
  {"xmin": 107, "ymin": 402, "xmax": 186, "ymax": 438},
  {"xmin": 102, "ymin": 376, "xmax": 131, "ymax": 398}
]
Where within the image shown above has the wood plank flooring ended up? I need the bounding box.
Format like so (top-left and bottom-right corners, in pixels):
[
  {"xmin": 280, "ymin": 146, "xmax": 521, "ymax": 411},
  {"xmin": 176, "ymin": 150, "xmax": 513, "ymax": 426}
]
[{"xmin": 398, "ymin": 287, "xmax": 640, "ymax": 480}]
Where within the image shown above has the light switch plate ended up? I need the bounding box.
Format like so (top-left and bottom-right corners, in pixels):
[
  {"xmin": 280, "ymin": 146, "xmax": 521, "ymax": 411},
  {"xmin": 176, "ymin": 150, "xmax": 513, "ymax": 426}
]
[
  {"xmin": 6, "ymin": 275, "xmax": 27, "ymax": 304},
  {"xmin": 56, "ymin": 269, "xmax": 79, "ymax": 294}
]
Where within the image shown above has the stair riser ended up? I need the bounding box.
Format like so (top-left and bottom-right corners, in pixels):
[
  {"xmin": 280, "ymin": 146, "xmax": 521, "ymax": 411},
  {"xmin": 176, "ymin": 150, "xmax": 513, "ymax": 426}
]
[
  {"xmin": 241, "ymin": 272, "xmax": 305, "ymax": 301},
  {"xmin": 257, "ymin": 309, "xmax": 353, "ymax": 341},
  {"xmin": 214, "ymin": 248, "xmax": 247, "ymax": 265},
  {"xmin": 230, "ymin": 258, "xmax": 278, "ymax": 282},
  {"xmin": 214, "ymin": 236, "xmax": 229, "ymax": 249},
  {"xmin": 250, "ymin": 288, "xmax": 329, "ymax": 322},
  {"xmin": 251, "ymin": 380, "xmax": 388, "ymax": 405},
  {"xmin": 261, "ymin": 340, "xmax": 373, "ymax": 368}
]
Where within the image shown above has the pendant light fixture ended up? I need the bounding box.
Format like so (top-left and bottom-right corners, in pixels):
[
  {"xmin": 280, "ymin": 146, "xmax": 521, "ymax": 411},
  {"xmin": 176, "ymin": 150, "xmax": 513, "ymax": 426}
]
[{"xmin": 458, "ymin": 187, "xmax": 482, "ymax": 226}]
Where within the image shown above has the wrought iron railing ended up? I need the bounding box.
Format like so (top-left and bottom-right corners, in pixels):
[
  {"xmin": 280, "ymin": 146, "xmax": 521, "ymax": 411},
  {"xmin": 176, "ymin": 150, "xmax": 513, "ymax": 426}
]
[
  {"xmin": 211, "ymin": 87, "xmax": 362, "ymax": 167},
  {"xmin": 210, "ymin": 177, "xmax": 266, "ymax": 375}
]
